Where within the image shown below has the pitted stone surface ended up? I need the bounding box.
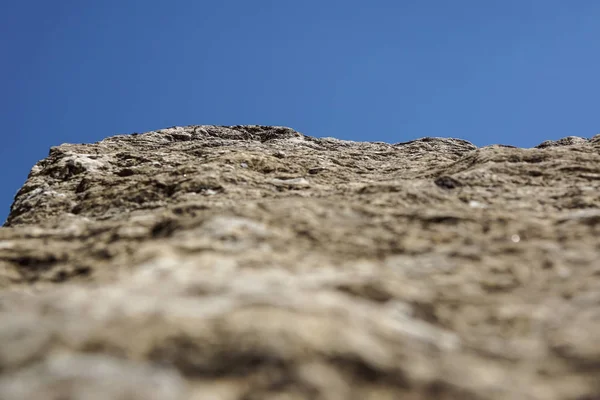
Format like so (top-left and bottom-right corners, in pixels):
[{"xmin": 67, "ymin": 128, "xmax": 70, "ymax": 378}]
[{"xmin": 1, "ymin": 125, "xmax": 600, "ymax": 399}]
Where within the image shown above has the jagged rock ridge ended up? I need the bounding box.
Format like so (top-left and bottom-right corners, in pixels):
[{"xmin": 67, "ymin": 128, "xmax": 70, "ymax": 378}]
[{"xmin": 1, "ymin": 125, "xmax": 600, "ymax": 400}]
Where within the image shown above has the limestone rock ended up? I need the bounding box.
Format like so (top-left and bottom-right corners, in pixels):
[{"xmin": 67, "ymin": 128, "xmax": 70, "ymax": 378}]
[{"xmin": 1, "ymin": 125, "xmax": 600, "ymax": 399}]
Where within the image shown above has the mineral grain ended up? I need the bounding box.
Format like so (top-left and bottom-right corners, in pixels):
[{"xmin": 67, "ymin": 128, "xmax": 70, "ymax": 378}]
[{"xmin": 1, "ymin": 125, "xmax": 600, "ymax": 399}]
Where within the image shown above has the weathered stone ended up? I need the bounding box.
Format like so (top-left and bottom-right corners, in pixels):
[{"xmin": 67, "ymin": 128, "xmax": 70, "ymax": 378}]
[{"xmin": 1, "ymin": 125, "xmax": 600, "ymax": 399}]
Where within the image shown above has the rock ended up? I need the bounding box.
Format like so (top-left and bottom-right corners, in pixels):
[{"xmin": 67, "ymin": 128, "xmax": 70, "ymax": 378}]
[
  {"xmin": 1, "ymin": 125, "xmax": 600, "ymax": 399},
  {"xmin": 0, "ymin": 353, "xmax": 185, "ymax": 400}
]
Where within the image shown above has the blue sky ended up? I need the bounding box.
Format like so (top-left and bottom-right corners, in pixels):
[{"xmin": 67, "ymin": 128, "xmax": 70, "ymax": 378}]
[{"xmin": 2, "ymin": 1, "xmax": 599, "ymax": 224}]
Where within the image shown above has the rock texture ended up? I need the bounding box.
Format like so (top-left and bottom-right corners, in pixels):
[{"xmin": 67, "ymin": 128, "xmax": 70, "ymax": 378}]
[{"xmin": 1, "ymin": 125, "xmax": 600, "ymax": 400}]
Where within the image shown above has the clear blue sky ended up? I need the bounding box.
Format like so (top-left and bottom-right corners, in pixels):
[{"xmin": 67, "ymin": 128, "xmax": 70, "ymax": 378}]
[{"xmin": 2, "ymin": 1, "xmax": 599, "ymax": 224}]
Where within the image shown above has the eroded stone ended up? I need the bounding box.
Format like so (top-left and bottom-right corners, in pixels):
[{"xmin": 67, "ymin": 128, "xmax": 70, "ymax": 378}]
[{"xmin": 1, "ymin": 125, "xmax": 599, "ymax": 399}]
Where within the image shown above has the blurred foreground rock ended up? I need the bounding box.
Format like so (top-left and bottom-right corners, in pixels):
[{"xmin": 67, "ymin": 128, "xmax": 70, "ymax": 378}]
[{"xmin": 1, "ymin": 125, "xmax": 600, "ymax": 399}]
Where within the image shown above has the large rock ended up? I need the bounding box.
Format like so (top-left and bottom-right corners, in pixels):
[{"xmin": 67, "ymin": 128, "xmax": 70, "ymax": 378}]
[{"xmin": 1, "ymin": 125, "xmax": 600, "ymax": 399}]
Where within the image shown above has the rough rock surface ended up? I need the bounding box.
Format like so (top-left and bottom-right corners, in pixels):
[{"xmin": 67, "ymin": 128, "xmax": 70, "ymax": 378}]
[{"xmin": 1, "ymin": 125, "xmax": 600, "ymax": 400}]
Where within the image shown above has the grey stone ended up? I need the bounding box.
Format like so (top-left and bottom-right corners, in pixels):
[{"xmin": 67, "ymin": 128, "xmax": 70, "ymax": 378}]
[{"xmin": 1, "ymin": 125, "xmax": 600, "ymax": 399}]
